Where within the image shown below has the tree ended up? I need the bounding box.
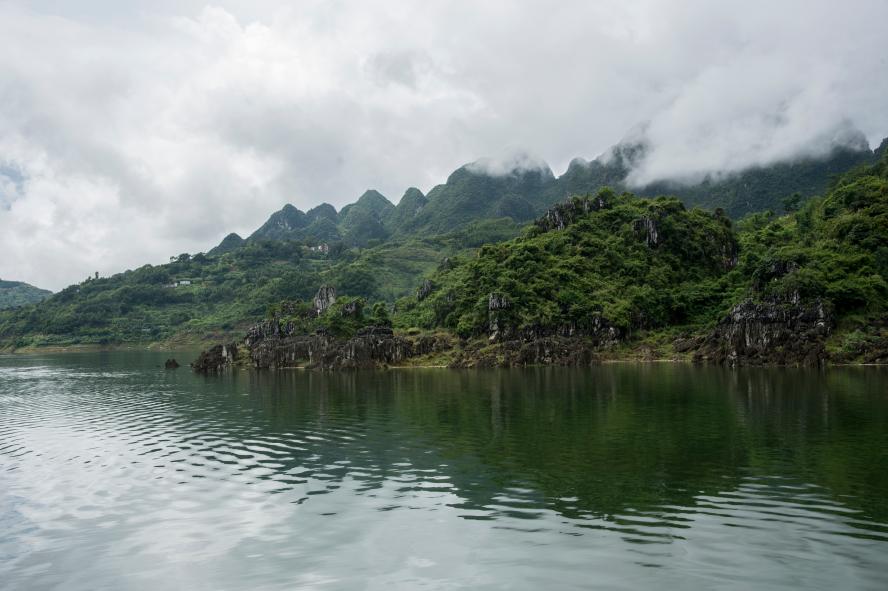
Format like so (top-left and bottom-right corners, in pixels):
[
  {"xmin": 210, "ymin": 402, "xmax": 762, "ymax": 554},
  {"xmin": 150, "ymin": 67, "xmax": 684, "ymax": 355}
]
[
  {"xmin": 782, "ymin": 192, "xmax": 803, "ymax": 213},
  {"xmin": 372, "ymin": 302, "xmax": 391, "ymax": 327}
]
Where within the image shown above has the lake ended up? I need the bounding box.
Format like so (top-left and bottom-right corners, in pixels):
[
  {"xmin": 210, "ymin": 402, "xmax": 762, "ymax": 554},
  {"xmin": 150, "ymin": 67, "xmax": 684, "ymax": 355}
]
[{"xmin": 1, "ymin": 351, "xmax": 887, "ymax": 590}]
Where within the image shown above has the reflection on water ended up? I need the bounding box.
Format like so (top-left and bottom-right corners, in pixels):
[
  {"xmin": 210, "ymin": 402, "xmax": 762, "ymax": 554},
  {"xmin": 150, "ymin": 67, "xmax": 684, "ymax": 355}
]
[{"xmin": 1, "ymin": 352, "xmax": 887, "ymax": 590}]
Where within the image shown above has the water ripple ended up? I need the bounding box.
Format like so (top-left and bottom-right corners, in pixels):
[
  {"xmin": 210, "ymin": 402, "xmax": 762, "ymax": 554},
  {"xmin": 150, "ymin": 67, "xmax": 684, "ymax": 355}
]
[{"xmin": 1, "ymin": 354, "xmax": 887, "ymax": 590}]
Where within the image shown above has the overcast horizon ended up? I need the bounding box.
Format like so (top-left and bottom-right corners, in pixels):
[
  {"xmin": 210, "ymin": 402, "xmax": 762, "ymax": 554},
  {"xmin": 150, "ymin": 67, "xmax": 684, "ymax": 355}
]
[{"xmin": 2, "ymin": 0, "xmax": 887, "ymax": 291}]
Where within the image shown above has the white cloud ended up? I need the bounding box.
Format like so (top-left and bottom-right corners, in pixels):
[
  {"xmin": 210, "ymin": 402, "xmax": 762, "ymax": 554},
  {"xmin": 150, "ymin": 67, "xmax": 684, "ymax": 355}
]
[
  {"xmin": 465, "ymin": 150, "xmax": 552, "ymax": 177},
  {"xmin": 0, "ymin": 0, "xmax": 886, "ymax": 290}
]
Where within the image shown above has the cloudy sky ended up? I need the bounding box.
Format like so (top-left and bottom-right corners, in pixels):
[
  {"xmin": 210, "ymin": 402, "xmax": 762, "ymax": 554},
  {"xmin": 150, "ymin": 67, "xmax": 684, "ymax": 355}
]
[{"xmin": 1, "ymin": 0, "xmax": 887, "ymax": 290}]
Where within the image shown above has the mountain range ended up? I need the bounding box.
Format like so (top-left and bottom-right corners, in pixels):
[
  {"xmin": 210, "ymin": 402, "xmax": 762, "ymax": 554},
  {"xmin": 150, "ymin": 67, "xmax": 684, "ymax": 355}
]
[
  {"xmin": 1, "ymin": 126, "xmax": 885, "ymax": 349},
  {"xmin": 216, "ymin": 130, "xmax": 881, "ymax": 251}
]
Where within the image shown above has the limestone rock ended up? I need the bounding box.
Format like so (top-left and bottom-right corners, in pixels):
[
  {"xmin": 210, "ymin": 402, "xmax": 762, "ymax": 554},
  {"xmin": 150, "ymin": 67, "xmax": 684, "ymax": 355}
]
[
  {"xmin": 340, "ymin": 299, "xmax": 363, "ymax": 317},
  {"xmin": 633, "ymin": 215, "xmax": 660, "ymax": 247},
  {"xmin": 536, "ymin": 195, "xmax": 610, "ymax": 233},
  {"xmin": 313, "ymin": 286, "xmax": 337, "ymax": 316},
  {"xmin": 417, "ymin": 279, "xmax": 434, "ymax": 301},
  {"xmin": 191, "ymin": 343, "xmax": 238, "ymax": 372},
  {"xmin": 694, "ymin": 298, "xmax": 833, "ymax": 366}
]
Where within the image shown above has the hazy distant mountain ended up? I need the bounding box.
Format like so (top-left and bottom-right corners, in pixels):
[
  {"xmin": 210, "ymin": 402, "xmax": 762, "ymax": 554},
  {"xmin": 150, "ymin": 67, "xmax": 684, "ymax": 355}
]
[
  {"xmin": 218, "ymin": 128, "xmax": 883, "ymax": 254},
  {"xmin": 384, "ymin": 187, "xmax": 427, "ymax": 233},
  {"xmin": 208, "ymin": 232, "xmax": 245, "ymax": 256},
  {"xmin": 876, "ymin": 137, "xmax": 888, "ymax": 160},
  {"xmin": 0, "ymin": 279, "xmax": 52, "ymax": 310},
  {"xmin": 394, "ymin": 160, "xmax": 555, "ymax": 236},
  {"xmin": 236, "ymin": 190, "xmax": 396, "ymax": 250},
  {"xmin": 247, "ymin": 203, "xmax": 310, "ymax": 241},
  {"xmin": 338, "ymin": 190, "xmax": 395, "ymax": 246},
  {"xmin": 391, "ymin": 135, "xmax": 876, "ymax": 234}
]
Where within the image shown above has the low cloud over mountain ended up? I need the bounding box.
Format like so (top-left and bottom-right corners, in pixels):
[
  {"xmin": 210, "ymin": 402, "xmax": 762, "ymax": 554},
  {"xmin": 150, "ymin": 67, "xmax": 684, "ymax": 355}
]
[{"xmin": 1, "ymin": 0, "xmax": 887, "ymax": 290}]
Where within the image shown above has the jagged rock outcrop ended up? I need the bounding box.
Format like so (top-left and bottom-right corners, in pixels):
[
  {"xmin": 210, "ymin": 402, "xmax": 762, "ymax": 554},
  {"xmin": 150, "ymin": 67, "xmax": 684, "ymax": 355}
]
[
  {"xmin": 488, "ymin": 292, "xmax": 513, "ymax": 342},
  {"xmin": 449, "ymin": 336, "xmax": 598, "ymax": 368},
  {"xmin": 341, "ymin": 299, "xmax": 362, "ymax": 317},
  {"xmin": 197, "ymin": 321, "xmax": 453, "ymax": 371},
  {"xmin": 633, "ymin": 215, "xmax": 660, "ymax": 247},
  {"xmin": 518, "ymin": 316, "xmax": 621, "ymax": 347},
  {"xmin": 486, "ymin": 286, "xmax": 621, "ymax": 348},
  {"xmin": 535, "ymin": 194, "xmax": 610, "ymax": 233},
  {"xmin": 248, "ymin": 326, "xmax": 452, "ymax": 369},
  {"xmin": 191, "ymin": 343, "xmax": 238, "ymax": 373},
  {"xmin": 164, "ymin": 358, "xmax": 180, "ymax": 369},
  {"xmin": 417, "ymin": 279, "xmax": 434, "ymax": 301},
  {"xmin": 488, "ymin": 293, "xmax": 512, "ymax": 310},
  {"xmin": 694, "ymin": 298, "xmax": 833, "ymax": 366},
  {"xmin": 313, "ymin": 286, "xmax": 336, "ymax": 316}
]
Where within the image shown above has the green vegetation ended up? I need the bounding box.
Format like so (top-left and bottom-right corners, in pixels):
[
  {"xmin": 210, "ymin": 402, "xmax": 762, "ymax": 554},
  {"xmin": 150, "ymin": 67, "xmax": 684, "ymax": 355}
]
[
  {"xmin": 1, "ymin": 134, "xmax": 885, "ymax": 352},
  {"xmin": 396, "ymin": 150, "xmax": 888, "ymax": 352},
  {"xmin": 639, "ymin": 143, "xmax": 875, "ymax": 218},
  {"xmin": 0, "ymin": 217, "xmax": 519, "ymax": 348},
  {"xmin": 396, "ymin": 164, "xmax": 555, "ymax": 236},
  {"xmin": 396, "ymin": 189, "xmax": 738, "ymax": 336},
  {"xmin": 0, "ymin": 280, "xmax": 52, "ymax": 310},
  {"xmin": 265, "ymin": 295, "xmax": 392, "ymax": 339},
  {"xmin": 0, "ymin": 241, "xmax": 318, "ymax": 347}
]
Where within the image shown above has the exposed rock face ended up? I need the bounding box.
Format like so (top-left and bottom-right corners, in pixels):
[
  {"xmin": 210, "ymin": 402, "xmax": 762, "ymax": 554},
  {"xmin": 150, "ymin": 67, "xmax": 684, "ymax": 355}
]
[
  {"xmin": 695, "ymin": 298, "xmax": 833, "ymax": 366},
  {"xmin": 487, "ymin": 287, "xmax": 621, "ymax": 348},
  {"xmin": 340, "ymin": 299, "xmax": 362, "ymax": 317},
  {"xmin": 487, "ymin": 293, "xmax": 514, "ymax": 342},
  {"xmin": 536, "ymin": 195, "xmax": 610, "ymax": 233},
  {"xmin": 191, "ymin": 343, "xmax": 238, "ymax": 373},
  {"xmin": 313, "ymin": 286, "xmax": 336, "ymax": 316},
  {"xmin": 417, "ymin": 279, "xmax": 434, "ymax": 301},
  {"xmin": 449, "ymin": 336, "xmax": 597, "ymax": 368},
  {"xmin": 488, "ymin": 293, "xmax": 512, "ymax": 310},
  {"xmin": 633, "ymin": 215, "xmax": 660, "ymax": 247},
  {"xmin": 198, "ymin": 319, "xmax": 453, "ymax": 371},
  {"xmin": 450, "ymin": 310, "xmax": 621, "ymax": 368},
  {"xmin": 246, "ymin": 326, "xmax": 452, "ymax": 369},
  {"xmin": 518, "ymin": 316, "xmax": 621, "ymax": 347},
  {"xmin": 720, "ymin": 240, "xmax": 739, "ymax": 271}
]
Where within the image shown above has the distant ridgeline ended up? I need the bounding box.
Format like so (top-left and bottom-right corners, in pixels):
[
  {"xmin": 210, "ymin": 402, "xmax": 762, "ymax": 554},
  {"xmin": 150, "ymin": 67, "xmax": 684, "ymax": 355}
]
[
  {"xmin": 210, "ymin": 128, "xmax": 881, "ymax": 251},
  {"xmin": 0, "ymin": 280, "xmax": 51, "ymax": 311},
  {"xmin": 0, "ymin": 128, "xmax": 885, "ymax": 351}
]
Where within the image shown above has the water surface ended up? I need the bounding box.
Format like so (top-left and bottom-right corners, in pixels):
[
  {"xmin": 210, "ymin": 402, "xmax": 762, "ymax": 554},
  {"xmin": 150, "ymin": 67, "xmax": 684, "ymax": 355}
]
[{"xmin": 1, "ymin": 352, "xmax": 887, "ymax": 589}]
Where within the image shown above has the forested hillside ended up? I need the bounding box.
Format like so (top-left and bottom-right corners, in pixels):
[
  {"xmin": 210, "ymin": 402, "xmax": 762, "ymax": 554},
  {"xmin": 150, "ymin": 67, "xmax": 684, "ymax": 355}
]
[
  {"xmin": 0, "ymin": 280, "xmax": 52, "ymax": 310},
  {"xmin": 392, "ymin": 148, "xmax": 888, "ymax": 364},
  {"xmin": 0, "ymin": 220, "xmax": 518, "ymax": 347},
  {"xmin": 1, "ymin": 128, "xmax": 884, "ymax": 351}
]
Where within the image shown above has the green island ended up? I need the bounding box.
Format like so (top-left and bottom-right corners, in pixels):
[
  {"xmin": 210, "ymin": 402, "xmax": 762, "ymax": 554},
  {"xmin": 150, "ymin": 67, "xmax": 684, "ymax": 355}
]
[{"xmin": 2, "ymin": 136, "xmax": 887, "ymax": 369}]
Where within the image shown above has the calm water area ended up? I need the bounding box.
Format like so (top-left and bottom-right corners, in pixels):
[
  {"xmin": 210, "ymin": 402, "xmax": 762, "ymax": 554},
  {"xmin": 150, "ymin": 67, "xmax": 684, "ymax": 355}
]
[{"xmin": 1, "ymin": 351, "xmax": 887, "ymax": 589}]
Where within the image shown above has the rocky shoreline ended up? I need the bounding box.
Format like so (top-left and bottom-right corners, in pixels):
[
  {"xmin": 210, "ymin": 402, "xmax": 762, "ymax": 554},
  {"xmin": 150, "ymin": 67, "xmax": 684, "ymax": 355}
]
[{"xmin": 192, "ymin": 287, "xmax": 887, "ymax": 372}]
